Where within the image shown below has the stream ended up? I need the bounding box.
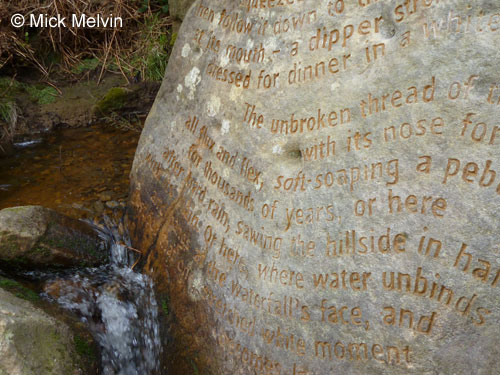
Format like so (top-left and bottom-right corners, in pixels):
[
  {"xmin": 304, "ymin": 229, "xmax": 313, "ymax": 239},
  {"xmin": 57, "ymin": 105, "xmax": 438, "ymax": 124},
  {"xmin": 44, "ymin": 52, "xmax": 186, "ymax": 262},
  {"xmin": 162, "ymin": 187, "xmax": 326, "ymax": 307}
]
[
  {"xmin": 0, "ymin": 126, "xmax": 139, "ymax": 219},
  {"xmin": 0, "ymin": 127, "xmax": 162, "ymax": 374},
  {"xmin": 42, "ymin": 217, "xmax": 162, "ymax": 375}
]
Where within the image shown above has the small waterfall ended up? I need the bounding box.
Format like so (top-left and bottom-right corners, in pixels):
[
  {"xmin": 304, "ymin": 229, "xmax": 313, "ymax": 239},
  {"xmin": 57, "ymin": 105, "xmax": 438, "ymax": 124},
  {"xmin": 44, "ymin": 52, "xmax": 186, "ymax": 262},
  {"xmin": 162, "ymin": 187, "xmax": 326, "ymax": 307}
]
[{"xmin": 43, "ymin": 217, "xmax": 162, "ymax": 375}]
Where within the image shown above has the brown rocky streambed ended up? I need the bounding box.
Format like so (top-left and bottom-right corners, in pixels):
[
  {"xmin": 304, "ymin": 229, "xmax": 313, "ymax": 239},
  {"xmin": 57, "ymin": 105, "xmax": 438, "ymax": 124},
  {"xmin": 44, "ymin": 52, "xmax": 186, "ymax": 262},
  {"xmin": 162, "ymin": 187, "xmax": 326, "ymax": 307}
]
[{"xmin": 0, "ymin": 126, "xmax": 139, "ymax": 220}]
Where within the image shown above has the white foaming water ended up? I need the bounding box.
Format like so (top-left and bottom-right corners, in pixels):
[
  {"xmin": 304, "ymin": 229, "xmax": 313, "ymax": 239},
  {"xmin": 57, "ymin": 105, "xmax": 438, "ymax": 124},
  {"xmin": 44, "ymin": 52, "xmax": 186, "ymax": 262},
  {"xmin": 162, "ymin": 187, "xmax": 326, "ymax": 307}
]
[
  {"xmin": 43, "ymin": 219, "xmax": 161, "ymax": 375},
  {"xmin": 13, "ymin": 139, "xmax": 43, "ymax": 148}
]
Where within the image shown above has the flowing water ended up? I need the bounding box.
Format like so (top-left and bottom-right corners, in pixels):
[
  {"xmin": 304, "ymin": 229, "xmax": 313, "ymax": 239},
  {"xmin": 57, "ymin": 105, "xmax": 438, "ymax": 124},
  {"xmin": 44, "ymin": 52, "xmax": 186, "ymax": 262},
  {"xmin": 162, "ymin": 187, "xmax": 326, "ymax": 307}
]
[
  {"xmin": 43, "ymin": 218, "xmax": 162, "ymax": 375},
  {"xmin": 1, "ymin": 127, "xmax": 161, "ymax": 374}
]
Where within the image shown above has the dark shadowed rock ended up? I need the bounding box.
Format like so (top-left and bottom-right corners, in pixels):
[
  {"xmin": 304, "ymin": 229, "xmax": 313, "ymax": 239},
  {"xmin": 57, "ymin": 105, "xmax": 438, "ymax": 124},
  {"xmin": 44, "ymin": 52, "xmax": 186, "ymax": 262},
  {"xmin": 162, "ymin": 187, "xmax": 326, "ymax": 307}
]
[{"xmin": 0, "ymin": 206, "xmax": 107, "ymax": 269}]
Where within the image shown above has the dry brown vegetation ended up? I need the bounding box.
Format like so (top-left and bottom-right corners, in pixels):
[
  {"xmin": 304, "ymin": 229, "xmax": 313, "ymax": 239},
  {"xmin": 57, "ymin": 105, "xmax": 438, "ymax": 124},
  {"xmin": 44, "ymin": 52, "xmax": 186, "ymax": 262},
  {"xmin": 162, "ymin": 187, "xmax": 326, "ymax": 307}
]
[
  {"xmin": 0, "ymin": 0, "xmax": 172, "ymax": 152},
  {"xmin": 0, "ymin": 0, "xmax": 173, "ymax": 81}
]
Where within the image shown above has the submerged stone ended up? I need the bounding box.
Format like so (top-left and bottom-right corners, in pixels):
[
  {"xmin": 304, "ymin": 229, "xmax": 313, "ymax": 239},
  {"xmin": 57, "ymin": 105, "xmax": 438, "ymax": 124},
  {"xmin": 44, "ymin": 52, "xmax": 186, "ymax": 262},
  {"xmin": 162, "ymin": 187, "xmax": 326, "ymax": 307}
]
[{"xmin": 129, "ymin": 0, "xmax": 500, "ymax": 373}]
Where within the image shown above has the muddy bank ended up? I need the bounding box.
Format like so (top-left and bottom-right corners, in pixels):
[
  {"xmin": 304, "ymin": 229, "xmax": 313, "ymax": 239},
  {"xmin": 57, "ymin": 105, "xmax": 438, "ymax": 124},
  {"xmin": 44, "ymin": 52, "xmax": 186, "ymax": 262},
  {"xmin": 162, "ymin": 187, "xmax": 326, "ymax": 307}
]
[{"xmin": 0, "ymin": 73, "xmax": 159, "ymax": 156}]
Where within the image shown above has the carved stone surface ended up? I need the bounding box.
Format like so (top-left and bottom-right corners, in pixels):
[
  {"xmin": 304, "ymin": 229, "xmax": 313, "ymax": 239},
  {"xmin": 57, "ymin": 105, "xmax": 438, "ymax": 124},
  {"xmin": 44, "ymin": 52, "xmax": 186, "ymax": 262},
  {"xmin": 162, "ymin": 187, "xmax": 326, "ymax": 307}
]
[{"xmin": 129, "ymin": 0, "xmax": 500, "ymax": 373}]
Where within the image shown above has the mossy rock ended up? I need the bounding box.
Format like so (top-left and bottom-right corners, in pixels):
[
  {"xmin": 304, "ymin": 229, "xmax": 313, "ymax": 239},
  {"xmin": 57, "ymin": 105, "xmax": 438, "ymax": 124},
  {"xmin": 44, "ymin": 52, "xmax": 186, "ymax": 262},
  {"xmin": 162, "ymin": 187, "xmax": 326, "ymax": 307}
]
[
  {"xmin": 0, "ymin": 277, "xmax": 40, "ymax": 302},
  {"xmin": 0, "ymin": 206, "xmax": 108, "ymax": 270},
  {"xmin": 73, "ymin": 334, "xmax": 97, "ymax": 363},
  {"xmin": 93, "ymin": 87, "xmax": 130, "ymax": 115},
  {"xmin": 0, "ymin": 288, "xmax": 95, "ymax": 375}
]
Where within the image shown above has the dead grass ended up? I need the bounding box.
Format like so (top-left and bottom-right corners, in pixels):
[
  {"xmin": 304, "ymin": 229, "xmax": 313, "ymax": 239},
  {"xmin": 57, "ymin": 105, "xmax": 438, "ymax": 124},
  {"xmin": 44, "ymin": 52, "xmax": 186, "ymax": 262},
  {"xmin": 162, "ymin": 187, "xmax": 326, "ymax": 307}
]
[{"xmin": 0, "ymin": 0, "xmax": 173, "ymax": 81}]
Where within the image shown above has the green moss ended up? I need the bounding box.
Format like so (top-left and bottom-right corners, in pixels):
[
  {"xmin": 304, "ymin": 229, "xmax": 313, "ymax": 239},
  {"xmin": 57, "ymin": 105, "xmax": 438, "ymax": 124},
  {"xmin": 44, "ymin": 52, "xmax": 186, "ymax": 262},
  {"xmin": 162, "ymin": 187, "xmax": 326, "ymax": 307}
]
[
  {"xmin": 170, "ymin": 32, "xmax": 178, "ymax": 46},
  {"xmin": 0, "ymin": 277, "xmax": 40, "ymax": 302},
  {"xmin": 44, "ymin": 233, "xmax": 100, "ymax": 258},
  {"xmin": 0, "ymin": 77, "xmax": 23, "ymax": 92},
  {"xmin": 69, "ymin": 235, "xmax": 99, "ymax": 257},
  {"xmin": 161, "ymin": 297, "xmax": 169, "ymax": 315},
  {"xmin": 30, "ymin": 245, "xmax": 51, "ymax": 257},
  {"xmin": 44, "ymin": 236, "xmax": 68, "ymax": 249},
  {"xmin": 24, "ymin": 85, "xmax": 58, "ymax": 105},
  {"xmin": 0, "ymin": 78, "xmax": 57, "ymax": 118},
  {"xmin": 3, "ymin": 207, "xmax": 28, "ymax": 213},
  {"xmin": 0, "ymin": 278, "xmax": 19, "ymax": 288},
  {"xmin": 39, "ymin": 231, "xmax": 107, "ymax": 266},
  {"xmin": 94, "ymin": 87, "xmax": 129, "ymax": 114},
  {"xmin": 190, "ymin": 359, "xmax": 199, "ymax": 375},
  {"xmin": 72, "ymin": 58, "xmax": 100, "ymax": 74},
  {"xmin": 23, "ymin": 289, "xmax": 40, "ymax": 302},
  {"xmin": 9, "ymin": 319, "xmax": 83, "ymax": 374},
  {"xmin": 74, "ymin": 334, "xmax": 96, "ymax": 360}
]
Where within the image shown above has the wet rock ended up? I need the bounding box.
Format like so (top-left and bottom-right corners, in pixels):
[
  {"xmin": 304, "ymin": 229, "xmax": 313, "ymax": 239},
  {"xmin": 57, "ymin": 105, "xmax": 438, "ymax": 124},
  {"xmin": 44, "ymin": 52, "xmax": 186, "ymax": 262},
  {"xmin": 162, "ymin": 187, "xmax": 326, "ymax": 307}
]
[
  {"xmin": 0, "ymin": 206, "xmax": 108, "ymax": 270},
  {"xmin": 92, "ymin": 200, "xmax": 105, "ymax": 215},
  {"xmin": 71, "ymin": 203, "xmax": 85, "ymax": 211},
  {"xmin": 98, "ymin": 191, "xmax": 113, "ymax": 202},
  {"xmin": 43, "ymin": 278, "xmax": 101, "ymax": 310},
  {"xmin": 0, "ymin": 288, "xmax": 89, "ymax": 375},
  {"xmin": 105, "ymin": 201, "xmax": 119, "ymax": 209}
]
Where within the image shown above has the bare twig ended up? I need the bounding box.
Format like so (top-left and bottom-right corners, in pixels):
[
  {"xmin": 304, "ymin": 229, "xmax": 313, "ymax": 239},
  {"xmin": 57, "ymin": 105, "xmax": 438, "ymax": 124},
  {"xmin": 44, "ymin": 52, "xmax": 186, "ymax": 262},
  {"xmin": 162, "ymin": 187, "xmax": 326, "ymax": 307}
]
[
  {"xmin": 123, "ymin": 244, "xmax": 142, "ymax": 254},
  {"xmin": 131, "ymin": 257, "xmax": 141, "ymax": 271},
  {"xmin": 43, "ymin": 80, "xmax": 62, "ymax": 95}
]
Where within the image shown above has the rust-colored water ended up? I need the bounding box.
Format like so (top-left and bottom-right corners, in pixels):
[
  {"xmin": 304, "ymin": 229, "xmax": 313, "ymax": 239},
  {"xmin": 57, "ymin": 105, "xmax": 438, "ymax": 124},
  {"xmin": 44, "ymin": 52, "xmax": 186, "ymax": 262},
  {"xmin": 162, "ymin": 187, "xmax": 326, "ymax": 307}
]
[{"xmin": 0, "ymin": 127, "xmax": 139, "ymax": 219}]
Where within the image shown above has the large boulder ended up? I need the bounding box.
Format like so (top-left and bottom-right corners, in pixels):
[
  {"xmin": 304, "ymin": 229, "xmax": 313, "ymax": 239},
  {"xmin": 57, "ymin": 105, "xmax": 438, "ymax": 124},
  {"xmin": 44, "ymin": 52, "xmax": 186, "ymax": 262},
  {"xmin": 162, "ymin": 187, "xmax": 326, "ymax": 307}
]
[
  {"xmin": 129, "ymin": 0, "xmax": 500, "ymax": 374},
  {"xmin": 0, "ymin": 288, "xmax": 88, "ymax": 375},
  {"xmin": 0, "ymin": 206, "xmax": 107, "ymax": 269}
]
